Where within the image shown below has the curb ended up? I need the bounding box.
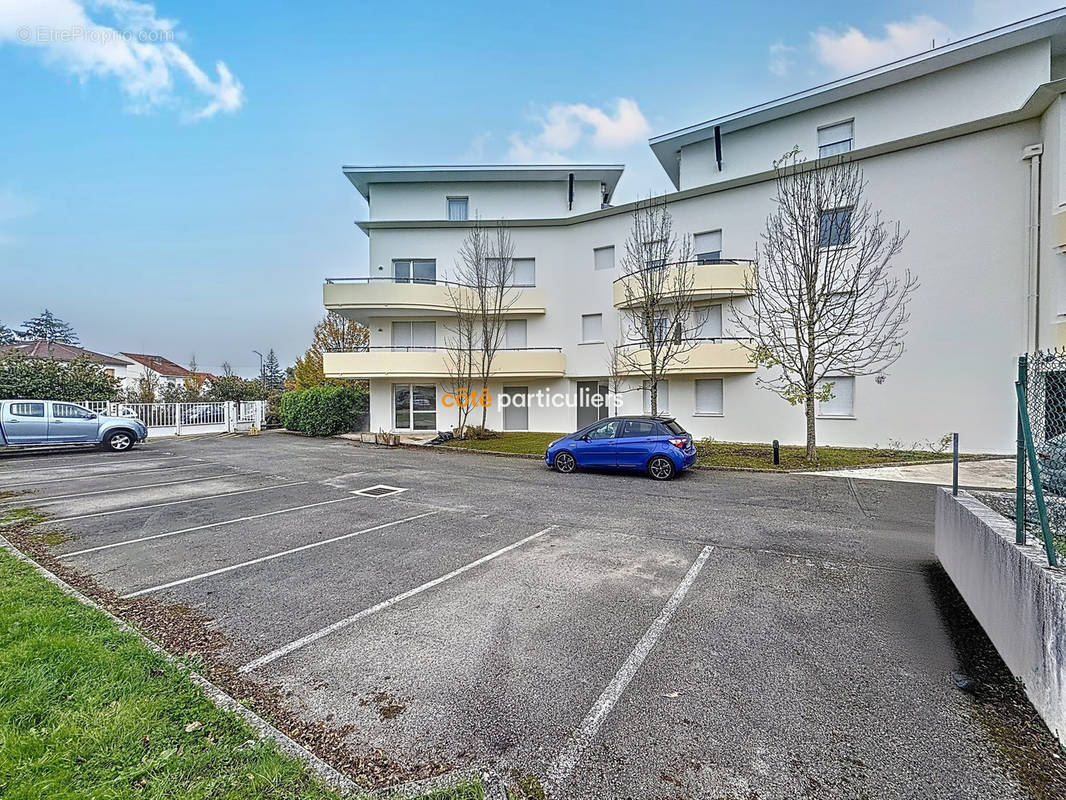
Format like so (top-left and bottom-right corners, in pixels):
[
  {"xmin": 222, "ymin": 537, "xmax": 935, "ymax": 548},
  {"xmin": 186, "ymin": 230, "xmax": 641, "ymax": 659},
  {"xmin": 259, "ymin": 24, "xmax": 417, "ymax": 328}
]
[{"xmin": 0, "ymin": 533, "xmax": 507, "ymax": 800}]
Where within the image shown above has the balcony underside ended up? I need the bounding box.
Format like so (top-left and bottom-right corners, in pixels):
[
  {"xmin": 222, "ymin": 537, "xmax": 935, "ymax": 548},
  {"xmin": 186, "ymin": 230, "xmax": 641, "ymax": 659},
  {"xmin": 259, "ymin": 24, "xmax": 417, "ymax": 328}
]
[
  {"xmin": 324, "ymin": 349, "xmax": 566, "ymax": 379},
  {"xmin": 613, "ymin": 262, "xmax": 754, "ymax": 309},
  {"xmin": 324, "ymin": 282, "xmax": 546, "ymax": 325},
  {"xmin": 616, "ymin": 340, "xmax": 755, "ymax": 376}
]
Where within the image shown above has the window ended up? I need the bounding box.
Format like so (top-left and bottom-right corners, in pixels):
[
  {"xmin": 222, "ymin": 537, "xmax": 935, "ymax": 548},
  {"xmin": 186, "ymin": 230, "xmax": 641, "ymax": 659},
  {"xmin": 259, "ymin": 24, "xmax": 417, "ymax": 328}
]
[
  {"xmin": 394, "ymin": 383, "xmax": 437, "ymax": 430},
  {"xmin": 581, "ymin": 313, "xmax": 603, "ymax": 343},
  {"xmin": 694, "ymin": 305, "xmax": 723, "ymax": 339},
  {"xmin": 653, "ymin": 314, "xmax": 682, "ymax": 345},
  {"xmin": 53, "ymin": 403, "xmax": 94, "ymax": 419},
  {"xmin": 447, "ymin": 197, "xmax": 469, "ymax": 221},
  {"xmin": 585, "ymin": 419, "xmax": 622, "ymax": 440},
  {"xmin": 10, "ymin": 402, "xmax": 44, "ymax": 417},
  {"xmin": 392, "ymin": 321, "xmax": 436, "ymax": 349},
  {"xmin": 693, "ymin": 230, "xmax": 722, "ymax": 264},
  {"xmin": 508, "ymin": 258, "xmax": 536, "ymax": 287},
  {"xmin": 620, "ymin": 419, "xmax": 660, "ymax": 438},
  {"xmin": 818, "ymin": 208, "xmax": 852, "ymax": 248},
  {"xmin": 505, "ymin": 319, "xmax": 527, "ymax": 348},
  {"xmin": 643, "ymin": 239, "xmax": 667, "ymax": 269},
  {"xmin": 594, "ymin": 245, "xmax": 615, "ymax": 271},
  {"xmin": 393, "ymin": 259, "xmax": 436, "ymax": 284},
  {"xmin": 695, "ymin": 379, "xmax": 724, "ymax": 415},
  {"xmin": 818, "ymin": 120, "xmax": 853, "ymax": 157},
  {"xmin": 642, "ymin": 380, "xmax": 669, "ymax": 414},
  {"xmin": 816, "ymin": 376, "xmax": 855, "ymax": 417}
]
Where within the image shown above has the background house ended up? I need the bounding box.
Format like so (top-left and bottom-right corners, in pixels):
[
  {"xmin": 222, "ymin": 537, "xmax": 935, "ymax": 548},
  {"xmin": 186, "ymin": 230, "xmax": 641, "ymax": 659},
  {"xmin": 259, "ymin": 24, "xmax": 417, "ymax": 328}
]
[
  {"xmin": 0, "ymin": 340, "xmax": 130, "ymax": 378},
  {"xmin": 116, "ymin": 353, "xmax": 194, "ymax": 394}
]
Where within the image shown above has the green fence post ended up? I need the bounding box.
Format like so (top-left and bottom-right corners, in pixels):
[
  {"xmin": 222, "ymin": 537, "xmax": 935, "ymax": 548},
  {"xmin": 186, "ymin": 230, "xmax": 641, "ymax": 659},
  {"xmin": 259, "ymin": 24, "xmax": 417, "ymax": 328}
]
[
  {"xmin": 1016, "ymin": 380, "xmax": 1059, "ymax": 567},
  {"xmin": 1017, "ymin": 355, "xmax": 1028, "ymax": 544}
]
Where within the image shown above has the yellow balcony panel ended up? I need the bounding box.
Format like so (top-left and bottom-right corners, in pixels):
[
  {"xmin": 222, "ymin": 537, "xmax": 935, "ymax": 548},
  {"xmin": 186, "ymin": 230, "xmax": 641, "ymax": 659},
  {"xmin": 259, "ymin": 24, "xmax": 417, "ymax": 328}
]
[
  {"xmin": 324, "ymin": 348, "xmax": 565, "ymax": 380},
  {"xmin": 617, "ymin": 339, "xmax": 755, "ymax": 377},
  {"xmin": 613, "ymin": 260, "xmax": 754, "ymax": 308},
  {"xmin": 324, "ymin": 279, "xmax": 546, "ymax": 323}
]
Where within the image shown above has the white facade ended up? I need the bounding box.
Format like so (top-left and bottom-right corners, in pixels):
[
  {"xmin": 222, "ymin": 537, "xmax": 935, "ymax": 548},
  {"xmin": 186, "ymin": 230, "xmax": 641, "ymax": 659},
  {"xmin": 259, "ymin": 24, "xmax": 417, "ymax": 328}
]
[{"xmin": 324, "ymin": 11, "xmax": 1066, "ymax": 454}]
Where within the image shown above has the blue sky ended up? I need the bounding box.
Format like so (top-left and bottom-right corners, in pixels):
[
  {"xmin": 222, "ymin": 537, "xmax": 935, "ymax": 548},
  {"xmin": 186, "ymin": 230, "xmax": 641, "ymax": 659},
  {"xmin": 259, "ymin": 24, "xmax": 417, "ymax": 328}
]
[{"xmin": 0, "ymin": 0, "xmax": 1057, "ymax": 376}]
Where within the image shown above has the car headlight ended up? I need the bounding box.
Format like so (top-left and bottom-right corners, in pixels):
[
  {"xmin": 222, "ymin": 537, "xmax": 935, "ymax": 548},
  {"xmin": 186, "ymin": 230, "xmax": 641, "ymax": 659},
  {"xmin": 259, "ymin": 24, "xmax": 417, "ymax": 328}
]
[{"xmin": 548, "ymin": 439, "xmax": 561, "ymax": 448}]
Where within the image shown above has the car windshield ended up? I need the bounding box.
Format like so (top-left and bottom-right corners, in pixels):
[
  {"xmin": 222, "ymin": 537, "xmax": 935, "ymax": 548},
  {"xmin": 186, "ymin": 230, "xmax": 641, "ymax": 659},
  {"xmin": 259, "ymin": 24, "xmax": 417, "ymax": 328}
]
[{"xmin": 662, "ymin": 420, "xmax": 687, "ymax": 435}]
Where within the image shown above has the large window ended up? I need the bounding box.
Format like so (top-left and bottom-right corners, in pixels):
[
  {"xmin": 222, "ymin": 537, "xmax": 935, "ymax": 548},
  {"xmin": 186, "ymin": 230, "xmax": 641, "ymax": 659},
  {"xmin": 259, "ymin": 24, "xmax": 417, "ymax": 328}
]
[
  {"xmin": 816, "ymin": 376, "xmax": 855, "ymax": 417},
  {"xmin": 505, "ymin": 319, "xmax": 527, "ymax": 348},
  {"xmin": 447, "ymin": 197, "xmax": 468, "ymax": 221},
  {"xmin": 581, "ymin": 313, "xmax": 603, "ymax": 343},
  {"xmin": 392, "ymin": 321, "xmax": 436, "ymax": 349},
  {"xmin": 694, "ymin": 304, "xmax": 723, "ymax": 338},
  {"xmin": 818, "ymin": 120, "xmax": 853, "ymax": 157},
  {"xmin": 693, "ymin": 230, "xmax": 722, "ymax": 264},
  {"xmin": 509, "ymin": 258, "xmax": 536, "ymax": 287},
  {"xmin": 394, "ymin": 383, "xmax": 437, "ymax": 430},
  {"xmin": 393, "ymin": 259, "xmax": 436, "ymax": 284},
  {"xmin": 695, "ymin": 379, "xmax": 724, "ymax": 415},
  {"xmin": 642, "ymin": 380, "xmax": 669, "ymax": 414},
  {"xmin": 818, "ymin": 208, "xmax": 852, "ymax": 248},
  {"xmin": 593, "ymin": 245, "xmax": 615, "ymax": 271}
]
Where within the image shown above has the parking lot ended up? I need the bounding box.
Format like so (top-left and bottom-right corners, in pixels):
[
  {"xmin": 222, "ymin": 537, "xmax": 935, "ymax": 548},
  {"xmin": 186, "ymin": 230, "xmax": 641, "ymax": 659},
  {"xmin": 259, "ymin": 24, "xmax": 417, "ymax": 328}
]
[{"xmin": 0, "ymin": 433, "xmax": 1054, "ymax": 799}]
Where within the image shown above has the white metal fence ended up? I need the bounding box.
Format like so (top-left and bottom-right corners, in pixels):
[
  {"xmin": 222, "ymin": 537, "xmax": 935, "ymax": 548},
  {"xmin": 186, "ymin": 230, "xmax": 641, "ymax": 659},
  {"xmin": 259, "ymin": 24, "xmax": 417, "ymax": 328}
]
[{"xmin": 80, "ymin": 400, "xmax": 267, "ymax": 437}]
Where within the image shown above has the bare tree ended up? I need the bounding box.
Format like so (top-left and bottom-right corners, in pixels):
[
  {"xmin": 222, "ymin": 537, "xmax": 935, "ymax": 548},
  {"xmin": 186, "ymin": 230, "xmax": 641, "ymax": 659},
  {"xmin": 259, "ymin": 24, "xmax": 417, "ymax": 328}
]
[
  {"xmin": 448, "ymin": 217, "xmax": 520, "ymax": 431},
  {"xmin": 732, "ymin": 148, "xmax": 916, "ymax": 461},
  {"xmin": 615, "ymin": 196, "xmax": 699, "ymax": 415},
  {"xmin": 443, "ymin": 269, "xmax": 479, "ymax": 438}
]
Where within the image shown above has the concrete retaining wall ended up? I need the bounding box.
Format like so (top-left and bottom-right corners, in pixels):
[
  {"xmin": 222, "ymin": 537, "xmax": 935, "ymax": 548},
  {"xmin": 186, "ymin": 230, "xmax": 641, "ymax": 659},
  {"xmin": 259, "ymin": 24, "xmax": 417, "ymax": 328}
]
[{"xmin": 935, "ymin": 488, "xmax": 1066, "ymax": 746}]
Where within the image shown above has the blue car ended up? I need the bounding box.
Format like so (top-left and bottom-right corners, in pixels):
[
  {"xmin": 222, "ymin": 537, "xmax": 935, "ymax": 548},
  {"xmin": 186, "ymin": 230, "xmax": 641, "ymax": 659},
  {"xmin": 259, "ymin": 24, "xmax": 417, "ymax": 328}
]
[{"xmin": 544, "ymin": 415, "xmax": 697, "ymax": 480}]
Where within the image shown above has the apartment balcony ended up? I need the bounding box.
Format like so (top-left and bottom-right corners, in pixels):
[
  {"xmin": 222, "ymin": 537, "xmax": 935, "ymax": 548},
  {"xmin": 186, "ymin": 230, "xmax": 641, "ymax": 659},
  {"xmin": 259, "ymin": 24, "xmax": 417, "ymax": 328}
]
[
  {"xmin": 323, "ymin": 346, "xmax": 566, "ymax": 380},
  {"xmin": 613, "ymin": 259, "xmax": 755, "ymax": 309},
  {"xmin": 324, "ymin": 277, "xmax": 547, "ymax": 324},
  {"xmin": 616, "ymin": 338, "xmax": 756, "ymax": 376}
]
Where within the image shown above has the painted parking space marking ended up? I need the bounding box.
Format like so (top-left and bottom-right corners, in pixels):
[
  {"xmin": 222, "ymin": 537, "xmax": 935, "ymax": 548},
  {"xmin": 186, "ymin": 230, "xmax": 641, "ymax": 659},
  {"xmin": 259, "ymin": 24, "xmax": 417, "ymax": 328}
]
[
  {"xmin": 0, "ymin": 456, "xmax": 186, "ymax": 476},
  {"xmin": 62, "ymin": 493, "xmax": 363, "ymax": 557},
  {"xmin": 545, "ymin": 544, "xmax": 713, "ymax": 788},
  {"xmin": 351, "ymin": 485, "xmax": 407, "ymax": 498},
  {"xmin": 3, "ymin": 474, "xmax": 234, "ymax": 506},
  {"xmin": 121, "ymin": 510, "xmax": 441, "ymax": 599},
  {"xmin": 239, "ymin": 523, "xmax": 558, "ymax": 674},
  {"xmin": 40, "ymin": 481, "xmax": 311, "ymax": 524},
  {"xmin": 1, "ymin": 462, "xmax": 210, "ymax": 489}
]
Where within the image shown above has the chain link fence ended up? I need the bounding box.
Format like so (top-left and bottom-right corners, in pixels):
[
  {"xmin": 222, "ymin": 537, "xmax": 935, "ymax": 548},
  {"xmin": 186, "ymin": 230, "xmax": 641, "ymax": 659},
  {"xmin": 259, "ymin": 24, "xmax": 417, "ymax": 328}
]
[{"xmin": 1015, "ymin": 351, "xmax": 1066, "ymax": 565}]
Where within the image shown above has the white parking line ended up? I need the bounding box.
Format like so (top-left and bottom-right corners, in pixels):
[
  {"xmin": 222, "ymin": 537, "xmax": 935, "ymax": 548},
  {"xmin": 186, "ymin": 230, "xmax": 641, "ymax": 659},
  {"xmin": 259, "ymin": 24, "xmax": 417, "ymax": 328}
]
[
  {"xmin": 63, "ymin": 493, "xmax": 361, "ymax": 557},
  {"xmin": 0, "ymin": 456, "xmax": 185, "ymax": 476},
  {"xmin": 545, "ymin": 544, "xmax": 713, "ymax": 788},
  {"xmin": 2, "ymin": 462, "xmax": 209, "ymax": 488},
  {"xmin": 120, "ymin": 510, "xmax": 441, "ymax": 599},
  {"xmin": 41, "ymin": 481, "xmax": 310, "ymax": 524},
  {"xmin": 239, "ymin": 523, "xmax": 558, "ymax": 674},
  {"xmin": 1, "ymin": 474, "xmax": 229, "ymax": 505}
]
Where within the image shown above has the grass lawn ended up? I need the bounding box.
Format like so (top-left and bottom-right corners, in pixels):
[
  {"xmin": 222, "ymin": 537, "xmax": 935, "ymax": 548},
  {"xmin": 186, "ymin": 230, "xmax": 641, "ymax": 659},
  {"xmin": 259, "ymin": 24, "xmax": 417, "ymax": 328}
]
[
  {"xmin": 0, "ymin": 546, "xmax": 483, "ymax": 800},
  {"xmin": 439, "ymin": 431, "xmax": 961, "ymax": 471}
]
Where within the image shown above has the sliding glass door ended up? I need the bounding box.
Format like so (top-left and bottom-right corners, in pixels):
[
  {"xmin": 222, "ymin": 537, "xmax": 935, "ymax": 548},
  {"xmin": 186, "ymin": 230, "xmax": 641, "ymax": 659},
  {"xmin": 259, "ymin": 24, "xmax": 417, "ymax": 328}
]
[{"xmin": 393, "ymin": 383, "xmax": 437, "ymax": 430}]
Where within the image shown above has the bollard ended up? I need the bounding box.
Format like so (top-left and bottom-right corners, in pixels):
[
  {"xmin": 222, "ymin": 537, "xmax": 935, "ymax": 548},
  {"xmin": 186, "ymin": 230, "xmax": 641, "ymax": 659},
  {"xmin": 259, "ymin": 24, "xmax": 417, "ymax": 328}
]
[
  {"xmin": 952, "ymin": 432, "xmax": 959, "ymax": 496},
  {"xmin": 772, "ymin": 439, "xmax": 780, "ymax": 466}
]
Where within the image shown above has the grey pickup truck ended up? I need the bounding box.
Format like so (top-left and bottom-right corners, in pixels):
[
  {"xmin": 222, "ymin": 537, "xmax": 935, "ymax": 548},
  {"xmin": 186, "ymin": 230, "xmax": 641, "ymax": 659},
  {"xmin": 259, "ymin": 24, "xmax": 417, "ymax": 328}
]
[{"xmin": 0, "ymin": 400, "xmax": 148, "ymax": 452}]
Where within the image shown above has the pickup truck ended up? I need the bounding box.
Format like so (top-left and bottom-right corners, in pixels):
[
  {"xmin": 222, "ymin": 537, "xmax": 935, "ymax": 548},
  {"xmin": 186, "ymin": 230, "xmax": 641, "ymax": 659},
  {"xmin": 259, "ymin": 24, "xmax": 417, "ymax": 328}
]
[{"xmin": 0, "ymin": 400, "xmax": 148, "ymax": 452}]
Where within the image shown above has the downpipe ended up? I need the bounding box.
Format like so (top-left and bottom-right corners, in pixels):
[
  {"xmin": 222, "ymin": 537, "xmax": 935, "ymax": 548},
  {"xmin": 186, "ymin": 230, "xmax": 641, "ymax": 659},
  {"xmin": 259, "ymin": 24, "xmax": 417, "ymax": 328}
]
[{"xmin": 1023, "ymin": 143, "xmax": 1043, "ymax": 352}]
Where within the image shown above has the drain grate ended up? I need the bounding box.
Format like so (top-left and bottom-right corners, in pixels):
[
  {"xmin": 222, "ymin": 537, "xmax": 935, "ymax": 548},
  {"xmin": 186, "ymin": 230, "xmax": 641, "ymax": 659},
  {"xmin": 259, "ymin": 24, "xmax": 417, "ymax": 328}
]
[{"xmin": 352, "ymin": 485, "xmax": 407, "ymax": 498}]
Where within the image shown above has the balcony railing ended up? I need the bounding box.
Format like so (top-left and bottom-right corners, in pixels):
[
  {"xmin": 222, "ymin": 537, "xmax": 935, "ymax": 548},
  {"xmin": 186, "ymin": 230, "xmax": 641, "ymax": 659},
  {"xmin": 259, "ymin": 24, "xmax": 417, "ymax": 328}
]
[
  {"xmin": 324, "ymin": 277, "xmax": 546, "ymax": 322},
  {"xmin": 324, "ymin": 276, "xmax": 537, "ymax": 289},
  {"xmin": 613, "ymin": 258, "xmax": 755, "ymax": 308}
]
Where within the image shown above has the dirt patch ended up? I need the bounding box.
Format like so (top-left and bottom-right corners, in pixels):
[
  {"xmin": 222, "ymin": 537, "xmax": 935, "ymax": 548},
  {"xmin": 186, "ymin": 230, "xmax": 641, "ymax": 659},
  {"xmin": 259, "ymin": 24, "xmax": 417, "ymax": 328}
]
[
  {"xmin": 924, "ymin": 563, "xmax": 1066, "ymax": 798},
  {"xmin": 361, "ymin": 690, "xmax": 409, "ymax": 722},
  {"xmin": 2, "ymin": 511, "xmax": 453, "ymax": 791}
]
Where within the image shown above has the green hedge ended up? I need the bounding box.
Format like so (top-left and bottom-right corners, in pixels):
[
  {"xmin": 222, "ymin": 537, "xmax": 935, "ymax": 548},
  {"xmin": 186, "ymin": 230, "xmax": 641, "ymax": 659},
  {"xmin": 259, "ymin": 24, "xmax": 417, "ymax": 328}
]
[
  {"xmin": 0, "ymin": 354, "xmax": 119, "ymax": 402},
  {"xmin": 279, "ymin": 385, "xmax": 368, "ymax": 436}
]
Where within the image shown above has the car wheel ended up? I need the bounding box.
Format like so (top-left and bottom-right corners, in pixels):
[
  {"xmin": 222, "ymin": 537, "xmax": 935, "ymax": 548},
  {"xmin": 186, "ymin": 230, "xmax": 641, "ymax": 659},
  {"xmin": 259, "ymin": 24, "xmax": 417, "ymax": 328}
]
[
  {"xmin": 647, "ymin": 455, "xmax": 675, "ymax": 481},
  {"xmin": 554, "ymin": 451, "xmax": 577, "ymax": 474},
  {"xmin": 103, "ymin": 431, "xmax": 134, "ymax": 452}
]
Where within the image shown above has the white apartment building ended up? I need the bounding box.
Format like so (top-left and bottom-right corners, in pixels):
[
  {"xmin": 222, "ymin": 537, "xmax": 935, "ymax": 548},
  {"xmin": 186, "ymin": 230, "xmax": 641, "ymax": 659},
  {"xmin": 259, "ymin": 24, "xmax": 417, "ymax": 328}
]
[{"xmin": 323, "ymin": 10, "xmax": 1066, "ymax": 454}]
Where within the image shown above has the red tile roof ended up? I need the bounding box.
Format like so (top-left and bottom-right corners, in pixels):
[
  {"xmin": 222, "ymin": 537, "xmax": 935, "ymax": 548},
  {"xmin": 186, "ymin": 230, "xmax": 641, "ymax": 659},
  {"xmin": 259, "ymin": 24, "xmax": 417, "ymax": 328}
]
[
  {"xmin": 119, "ymin": 352, "xmax": 193, "ymax": 377},
  {"xmin": 0, "ymin": 340, "xmax": 127, "ymax": 366}
]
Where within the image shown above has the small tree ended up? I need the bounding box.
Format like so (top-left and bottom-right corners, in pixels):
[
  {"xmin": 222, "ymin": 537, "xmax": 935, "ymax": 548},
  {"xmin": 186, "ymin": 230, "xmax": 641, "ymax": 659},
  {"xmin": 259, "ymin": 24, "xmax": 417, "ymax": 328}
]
[
  {"xmin": 135, "ymin": 367, "xmax": 161, "ymax": 403},
  {"xmin": 0, "ymin": 322, "xmax": 14, "ymax": 345},
  {"xmin": 19, "ymin": 309, "xmax": 79, "ymax": 346},
  {"xmin": 261, "ymin": 349, "xmax": 285, "ymax": 390},
  {"xmin": 615, "ymin": 196, "xmax": 699, "ymax": 415},
  {"xmin": 221, "ymin": 361, "xmax": 235, "ymax": 377},
  {"xmin": 732, "ymin": 149, "xmax": 916, "ymax": 461},
  {"xmin": 292, "ymin": 313, "xmax": 369, "ymax": 389},
  {"xmin": 182, "ymin": 355, "xmax": 208, "ymax": 400}
]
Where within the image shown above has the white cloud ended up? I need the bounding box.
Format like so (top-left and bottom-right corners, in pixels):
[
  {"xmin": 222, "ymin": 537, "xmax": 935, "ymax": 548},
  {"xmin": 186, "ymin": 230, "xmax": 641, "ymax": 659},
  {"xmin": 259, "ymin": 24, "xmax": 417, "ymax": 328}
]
[
  {"xmin": 0, "ymin": 0, "xmax": 244, "ymax": 120},
  {"xmin": 768, "ymin": 41, "xmax": 796, "ymax": 77},
  {"xmin": 811, "ymin": 15, "xmax": 952, "ymax": 74},
  {"xmin": 508, "ymin": 98, "xmax": 649, "ymax": 162}
]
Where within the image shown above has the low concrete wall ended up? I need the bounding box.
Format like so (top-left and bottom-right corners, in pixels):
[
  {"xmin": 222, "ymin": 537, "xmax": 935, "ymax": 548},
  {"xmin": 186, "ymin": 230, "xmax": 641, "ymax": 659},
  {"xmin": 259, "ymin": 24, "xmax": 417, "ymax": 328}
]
[{"xmin": 935, "ymin": 488, "xmax": 1066, "ymax": 746}]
